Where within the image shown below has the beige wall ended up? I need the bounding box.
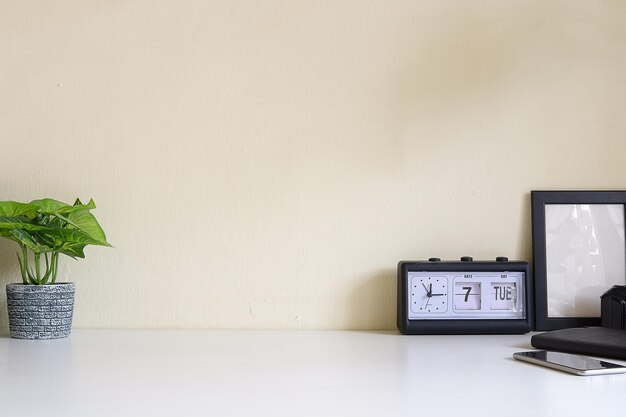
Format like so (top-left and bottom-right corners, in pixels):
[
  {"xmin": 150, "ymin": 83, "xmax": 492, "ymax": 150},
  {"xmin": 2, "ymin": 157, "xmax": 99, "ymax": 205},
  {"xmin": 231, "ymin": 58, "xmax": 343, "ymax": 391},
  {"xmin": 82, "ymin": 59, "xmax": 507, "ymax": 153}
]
[{"xmin": 1, "ymin": 1, "xmax": 625, "ymax": 330}]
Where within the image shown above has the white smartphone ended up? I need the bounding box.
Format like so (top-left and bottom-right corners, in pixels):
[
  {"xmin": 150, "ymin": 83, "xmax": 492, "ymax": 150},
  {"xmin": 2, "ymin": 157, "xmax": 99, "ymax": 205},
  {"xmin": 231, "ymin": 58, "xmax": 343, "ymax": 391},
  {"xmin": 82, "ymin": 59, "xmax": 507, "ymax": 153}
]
[{"xmin": 513, "ymin": 350, "xmax": 626, "ymax": 376}]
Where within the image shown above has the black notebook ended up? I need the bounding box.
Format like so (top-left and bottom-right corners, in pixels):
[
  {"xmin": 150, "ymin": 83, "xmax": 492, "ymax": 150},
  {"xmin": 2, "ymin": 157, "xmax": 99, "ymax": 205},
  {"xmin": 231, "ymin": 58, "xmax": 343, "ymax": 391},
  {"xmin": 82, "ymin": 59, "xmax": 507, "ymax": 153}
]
[{"xmin": 531, "ymin": 327, "xmax": 626, "ymax": 360}]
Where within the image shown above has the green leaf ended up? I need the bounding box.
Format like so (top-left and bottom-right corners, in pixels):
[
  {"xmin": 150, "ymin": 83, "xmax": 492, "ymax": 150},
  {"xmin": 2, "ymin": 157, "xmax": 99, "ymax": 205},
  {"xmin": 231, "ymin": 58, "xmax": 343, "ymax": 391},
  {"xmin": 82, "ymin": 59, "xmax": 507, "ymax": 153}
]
[
  {"xmin": 28, "ymin": 198, "xmax": 69, "ymax": 214},
  {"xmin": 35, "ymin": 228, "xmax": 106, "ymax": 257},
  {"xmin": 27, "ymin": 198, "xmax": 85, "ymax": 234},
  {"xmin": 0, "ymin": 229, "xmax": 14, "ymax": 238},
  {"xmin": 9, "ymin": 229, "xmax": 53, "ymax": 254},
  {"xmin": 0, "ymin": 201, "xmax": 38, "ymax": 218},
  {"xmin": 57, "ymin": 198, "xmax": 96, "ymax": 215},
  {"xmin": 0, "ymin": 216, "xmax": 51, "ymax": 232},
  {"xmin": 58, "ymin": 243, "xmax": 86, "ymax": 259},
  {"xmin": 67, "ymin": 207, "xmax": 111, "ymax": 246}
]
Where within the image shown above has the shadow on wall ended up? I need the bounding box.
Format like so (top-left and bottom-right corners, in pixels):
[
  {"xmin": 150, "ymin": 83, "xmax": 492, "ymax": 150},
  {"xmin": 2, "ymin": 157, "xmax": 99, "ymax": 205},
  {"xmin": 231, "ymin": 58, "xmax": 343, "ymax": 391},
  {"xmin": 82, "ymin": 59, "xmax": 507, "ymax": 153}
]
[
  {"xmin": 518, "ymin": 193, "xmax": 532, "ymax": 261},
  {"xmin": 396, "ymin": 13, "xmax": 511, "ymax": 120},
  {"xmin": 348, "ymin": 269, "xmax": 397, "ymax": 331},
  {"xmin": 393, "ymin": 3, "xmax": 585, "ymax": 127},
  {"xmin": 0, "ymin": 243, "xmax": 18, "ymax": 336}
]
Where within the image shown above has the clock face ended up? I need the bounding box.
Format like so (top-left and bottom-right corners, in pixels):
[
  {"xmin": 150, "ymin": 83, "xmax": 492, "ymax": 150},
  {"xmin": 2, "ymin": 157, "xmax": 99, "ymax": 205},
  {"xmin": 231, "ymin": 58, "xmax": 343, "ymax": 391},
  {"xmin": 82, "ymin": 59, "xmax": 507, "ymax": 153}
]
[
  {"xmin": 407, "ymin": 271, "xmax": 526, "ymax": 320},
  {"xmin": 410, "ymin": 276, "xmax": 448, "ymax": 313},
  {"xmin": 398, "ymin": 261, "xmax": 532, "ymax": 334}
]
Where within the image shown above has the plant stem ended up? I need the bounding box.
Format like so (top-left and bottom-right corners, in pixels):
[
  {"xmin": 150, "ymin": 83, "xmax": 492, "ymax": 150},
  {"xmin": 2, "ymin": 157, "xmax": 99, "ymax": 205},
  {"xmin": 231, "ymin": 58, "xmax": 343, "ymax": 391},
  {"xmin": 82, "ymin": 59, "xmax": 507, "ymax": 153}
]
[
  {"xmin": 16, "ymin": 249, "xmax": 27, "ymax": 284},
  {"xmin": 34, "ymin": 253, "xmax": 41, "ymax": 284},
  {"xmin": 23, "ymin": 247, "xmax": 37, "ymax": 284},
  {"xmin": 41, "ymin": 253, "xmax": 52, "ymax": 285},
  {"xmin": 51, "ymin": 252, "xmax": 59, "ymax": 284},
  {"xmin": 16, "ymin": 247, "xmax": 61, "ymax": 285}
]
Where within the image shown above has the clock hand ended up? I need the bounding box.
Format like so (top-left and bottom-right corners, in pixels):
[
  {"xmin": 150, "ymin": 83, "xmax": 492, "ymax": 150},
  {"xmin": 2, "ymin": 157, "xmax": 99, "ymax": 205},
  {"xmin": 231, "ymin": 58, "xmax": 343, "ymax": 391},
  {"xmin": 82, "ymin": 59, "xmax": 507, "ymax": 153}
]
[
  {"xmin": 422, "ymin": 283, "xmax": 432, "ymax": 298},
  {"xmin": 431, "ymin": 293, "xmax": 445, "ymax": 296}
]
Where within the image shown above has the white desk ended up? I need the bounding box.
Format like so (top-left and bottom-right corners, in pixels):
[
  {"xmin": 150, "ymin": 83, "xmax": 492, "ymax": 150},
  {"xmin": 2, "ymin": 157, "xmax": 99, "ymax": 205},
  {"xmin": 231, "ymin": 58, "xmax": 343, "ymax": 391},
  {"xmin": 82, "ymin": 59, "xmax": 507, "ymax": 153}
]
[{"xmin": 0, "ymin": 330, "xmax": 624, "ymax": 417}]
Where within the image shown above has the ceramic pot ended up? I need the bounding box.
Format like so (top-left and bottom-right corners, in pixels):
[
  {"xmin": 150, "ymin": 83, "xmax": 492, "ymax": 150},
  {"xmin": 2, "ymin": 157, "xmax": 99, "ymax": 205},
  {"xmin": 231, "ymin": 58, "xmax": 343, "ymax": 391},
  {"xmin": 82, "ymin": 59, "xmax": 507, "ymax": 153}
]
[{"xmin": 6, "ymin": 283, "xmax": 75, "ymax": 339}]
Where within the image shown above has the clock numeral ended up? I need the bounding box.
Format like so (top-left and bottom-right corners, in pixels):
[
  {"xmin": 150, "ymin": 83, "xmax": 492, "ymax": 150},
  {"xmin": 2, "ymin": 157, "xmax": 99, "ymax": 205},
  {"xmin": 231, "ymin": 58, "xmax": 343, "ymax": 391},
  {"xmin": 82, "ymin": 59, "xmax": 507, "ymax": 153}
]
[
  {"xmin": 462, "ymin": 286, "xmax": 472, "ymax": 302},
  {"xmin": 453, "ymin": 282, "xmax": 481, "ymax": 310}
]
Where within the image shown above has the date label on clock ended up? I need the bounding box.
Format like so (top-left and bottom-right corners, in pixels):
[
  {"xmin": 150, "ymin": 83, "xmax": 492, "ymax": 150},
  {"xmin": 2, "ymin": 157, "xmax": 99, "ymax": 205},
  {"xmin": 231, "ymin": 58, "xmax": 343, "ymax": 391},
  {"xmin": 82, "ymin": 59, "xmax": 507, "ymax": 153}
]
[{"xmin": 408, "ymin": 272, "xmax": 526, "ymax": 320}]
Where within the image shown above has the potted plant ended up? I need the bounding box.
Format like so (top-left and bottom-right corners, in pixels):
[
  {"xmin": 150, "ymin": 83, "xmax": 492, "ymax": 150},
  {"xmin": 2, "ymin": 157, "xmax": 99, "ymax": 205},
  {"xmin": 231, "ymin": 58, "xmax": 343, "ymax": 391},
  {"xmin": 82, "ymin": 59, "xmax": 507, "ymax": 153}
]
[{"xmin": 0, "ymin": 198, "xmax": 111, "ymax": 339}]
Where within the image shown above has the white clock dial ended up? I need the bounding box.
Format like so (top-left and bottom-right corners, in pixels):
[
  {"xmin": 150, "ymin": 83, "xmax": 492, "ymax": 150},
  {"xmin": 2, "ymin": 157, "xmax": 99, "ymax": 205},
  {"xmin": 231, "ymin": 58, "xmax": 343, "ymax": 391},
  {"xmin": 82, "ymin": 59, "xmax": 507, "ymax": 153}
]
[{"xmin": 410, "ymin": 276, "xmax": 448, "ymax": 313}]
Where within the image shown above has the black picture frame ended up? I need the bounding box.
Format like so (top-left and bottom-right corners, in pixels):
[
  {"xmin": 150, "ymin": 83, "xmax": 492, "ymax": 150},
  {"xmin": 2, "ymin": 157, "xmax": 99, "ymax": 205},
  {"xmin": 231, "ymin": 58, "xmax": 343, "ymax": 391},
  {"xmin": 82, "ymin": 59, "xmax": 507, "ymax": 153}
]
[{"xmin": 531, "ymin": 191, "xmax": 626, "ymax": 331}]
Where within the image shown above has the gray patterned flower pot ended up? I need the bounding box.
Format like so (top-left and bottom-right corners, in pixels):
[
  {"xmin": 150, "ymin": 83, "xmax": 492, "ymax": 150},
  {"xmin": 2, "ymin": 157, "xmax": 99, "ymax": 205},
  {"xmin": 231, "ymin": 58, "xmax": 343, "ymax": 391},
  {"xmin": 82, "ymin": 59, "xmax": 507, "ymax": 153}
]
[{"xmin": 6, "ymin": 283, "xmax": 75, "ymax": 340}]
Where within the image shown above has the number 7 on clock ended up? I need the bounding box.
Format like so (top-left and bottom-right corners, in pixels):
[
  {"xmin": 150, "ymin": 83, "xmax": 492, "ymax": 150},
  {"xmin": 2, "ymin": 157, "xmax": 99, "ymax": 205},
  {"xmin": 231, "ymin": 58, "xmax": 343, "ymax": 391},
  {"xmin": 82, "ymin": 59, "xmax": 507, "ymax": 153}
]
[{"xmin": 454, "ymin": 282, "xmax": 481, "ymax": 310}]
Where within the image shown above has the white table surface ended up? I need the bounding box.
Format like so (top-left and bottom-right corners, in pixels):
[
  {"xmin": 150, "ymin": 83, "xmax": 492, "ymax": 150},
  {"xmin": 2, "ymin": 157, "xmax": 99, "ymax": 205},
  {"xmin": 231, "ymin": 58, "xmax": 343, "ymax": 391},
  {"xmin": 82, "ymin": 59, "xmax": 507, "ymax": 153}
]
[{"xmin": 0, "ymin": 329, "xmax": 625, "ymax": 417}]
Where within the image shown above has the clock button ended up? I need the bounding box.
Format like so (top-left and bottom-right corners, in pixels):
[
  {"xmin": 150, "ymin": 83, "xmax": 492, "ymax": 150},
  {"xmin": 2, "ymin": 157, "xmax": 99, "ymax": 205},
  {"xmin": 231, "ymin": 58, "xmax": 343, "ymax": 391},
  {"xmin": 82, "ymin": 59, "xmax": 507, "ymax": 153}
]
[
  {"xmin": 461, "ymin": 256, "xmax": 473, "ymax": 262},
  {"xmin": 428, "ymin": 258, "xmax": 441, "ymax": 262},
  {"xmin": 496, "ymin": 257, "xmax": 509, "ymax": 262}
]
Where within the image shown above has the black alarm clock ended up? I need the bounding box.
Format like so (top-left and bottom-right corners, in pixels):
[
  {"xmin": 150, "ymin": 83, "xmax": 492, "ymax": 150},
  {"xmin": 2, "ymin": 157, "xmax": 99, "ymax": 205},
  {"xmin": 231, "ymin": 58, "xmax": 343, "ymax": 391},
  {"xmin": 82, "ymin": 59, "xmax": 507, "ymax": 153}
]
[{"xmin": 397, "ymin": 257, "xmax": 533, "ymax": 334}]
